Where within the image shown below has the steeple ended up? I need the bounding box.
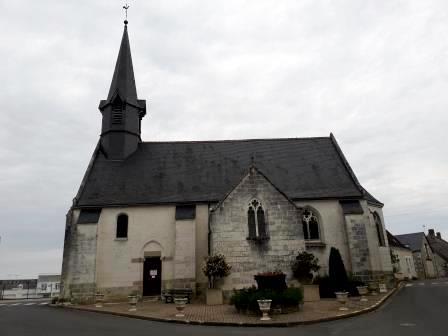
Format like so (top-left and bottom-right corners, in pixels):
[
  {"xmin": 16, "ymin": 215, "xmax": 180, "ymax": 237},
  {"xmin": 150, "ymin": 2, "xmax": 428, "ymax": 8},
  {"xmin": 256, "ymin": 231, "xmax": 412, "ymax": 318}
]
[
  {"xmin": 98, "ymin": 21, "xmax": 147, "ymax": 160},
  {"xmin": 106, "ymin": 23, "xmax": 138, "ymax": 107}
]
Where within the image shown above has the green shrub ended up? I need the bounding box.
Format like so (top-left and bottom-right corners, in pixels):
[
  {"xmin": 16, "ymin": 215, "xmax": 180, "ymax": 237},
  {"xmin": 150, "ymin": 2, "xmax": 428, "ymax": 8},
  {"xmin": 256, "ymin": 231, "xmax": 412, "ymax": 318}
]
[
  {"xmin": 314, "ymin": 275, "xmax": 366, "ymax": 298},
  {"xmin": 202, "ymin": 254, "xmax": 232, "ymax": 288},
  {"xmin": 314, "ymin": 275, "xmax": 335, "ymax": 298},
  {"xmin": 347, "ymin": 277, "xmax": 366, "ymax": 296},
  {"xmin": 254, "ymin": 271, "xmax": 287, "ymax": 291},
  {"xmin": 231, "ymin": 287, "xmax": 303, "ymax": 313}
]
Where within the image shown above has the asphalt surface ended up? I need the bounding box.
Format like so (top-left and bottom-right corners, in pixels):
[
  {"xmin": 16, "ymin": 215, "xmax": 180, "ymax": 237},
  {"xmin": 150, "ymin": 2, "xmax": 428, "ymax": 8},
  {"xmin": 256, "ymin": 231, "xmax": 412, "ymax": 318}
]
[{"xmin": 1, "ymin": 279, "xmax": 447, "ymax": 336}]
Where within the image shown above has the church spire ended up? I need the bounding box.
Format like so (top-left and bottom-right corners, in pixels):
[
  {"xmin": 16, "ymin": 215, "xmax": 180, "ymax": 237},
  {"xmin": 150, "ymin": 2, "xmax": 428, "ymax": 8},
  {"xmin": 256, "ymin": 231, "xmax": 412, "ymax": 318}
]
[
  {"xmin": 106, "ymin": 22, "xmax": 139, "ymax": 107},
  {"xmin": 98, "ymin": 19, "xmax": 147, "ymax": 161}
]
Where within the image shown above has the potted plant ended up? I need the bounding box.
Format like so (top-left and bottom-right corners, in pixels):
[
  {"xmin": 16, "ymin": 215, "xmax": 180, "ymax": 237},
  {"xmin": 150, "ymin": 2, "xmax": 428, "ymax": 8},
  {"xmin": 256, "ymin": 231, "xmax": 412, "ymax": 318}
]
[
  {"xmin": 128, "ymin": 291, "xmax": 138, "ymax": 311},
  {"xmin": 202, "ymin": 254, "xmax": 231, "ymax": 305},
  {"xmin": 291, "ymin": 251, "xmax": 321, "ymax": 302}
]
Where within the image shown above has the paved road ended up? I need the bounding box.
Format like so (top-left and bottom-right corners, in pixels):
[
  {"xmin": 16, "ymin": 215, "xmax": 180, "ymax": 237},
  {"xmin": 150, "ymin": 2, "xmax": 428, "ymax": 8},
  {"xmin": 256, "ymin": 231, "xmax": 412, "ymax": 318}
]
[{"xmin": 1, "ymin": 279, "xmax": 447, "ymax": 336}]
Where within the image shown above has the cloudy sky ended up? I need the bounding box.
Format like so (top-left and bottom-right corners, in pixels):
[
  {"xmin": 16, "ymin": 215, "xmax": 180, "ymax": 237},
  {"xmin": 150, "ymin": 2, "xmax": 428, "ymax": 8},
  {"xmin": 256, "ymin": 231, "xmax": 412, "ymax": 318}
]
[{"xmin": 0, "ymin": 0, "xmax": 447, "ymax": 279}]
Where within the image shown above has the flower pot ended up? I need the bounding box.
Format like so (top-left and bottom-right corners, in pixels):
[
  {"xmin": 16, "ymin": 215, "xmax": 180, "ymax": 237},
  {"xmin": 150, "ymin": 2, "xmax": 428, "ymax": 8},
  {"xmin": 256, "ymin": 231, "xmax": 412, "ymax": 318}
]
[
  {"xmin": 128, "ymin": 295, "xmax": 138, "ymax": 312},
  {"xmin": 368, "ymin": 283, "xmax": 378, "ymax": 296},
  {"xmin": 174, "ymin": 297, "xmax": 188, "ymax": 317},
  {"xmin": 335, "ymin": 291, "xmax": 349, "ymax": 311},
  {"xmin": 303, "ymin": 284, "xmax": 320, "ymax": 302},
  {"xmin": 356, "ymin": 286, "xmax": 368, "ymax": 302},
  {"xmin": 95, "ymin": 293, "xmax": 105, "ymax": 308},
  {"xmin": 257, "ymin": 299, "xmax": 272, "ymax": 321},
  {"xmin": 206, "ymin": 288, "xmax": 223, "ymax": 305}
]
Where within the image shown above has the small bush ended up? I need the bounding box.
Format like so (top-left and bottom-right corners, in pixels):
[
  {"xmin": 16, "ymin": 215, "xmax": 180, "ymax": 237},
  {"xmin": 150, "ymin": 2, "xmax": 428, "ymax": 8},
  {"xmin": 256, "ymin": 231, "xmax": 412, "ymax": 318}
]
[
  {"xmin": 202, "ymin": 254, "xmax": 231, "ymax": 288},
  {"xmin": 314, "ymin": 275, "xmax": 335, "ymax": 298},
  {"xmin": 254, "ymin": 271, "xmax": 287, "ymax": 291},
  {"xmin": 231, "ymin": 286, "xmax": 303, "ymax": 314},
  {"xmin": 329, "ymin": 247, "xmax": 349, "ymax": 292},
  {"xmin": 347, "ymin": 277, "xmax": 366, "ymax": 297}
]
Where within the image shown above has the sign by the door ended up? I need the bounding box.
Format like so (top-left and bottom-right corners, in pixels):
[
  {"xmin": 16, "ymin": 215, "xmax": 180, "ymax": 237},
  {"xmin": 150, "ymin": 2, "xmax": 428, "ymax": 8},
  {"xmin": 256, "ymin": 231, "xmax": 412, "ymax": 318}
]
[{"xmin": 150, "ymin": 269, "xmax": 158, "ymax": 278}]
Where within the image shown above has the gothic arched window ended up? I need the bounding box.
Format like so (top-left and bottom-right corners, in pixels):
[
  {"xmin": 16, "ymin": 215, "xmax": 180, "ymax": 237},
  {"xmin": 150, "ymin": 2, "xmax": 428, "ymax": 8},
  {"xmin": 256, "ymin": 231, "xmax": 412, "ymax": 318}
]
[
  {"xmin": 247, "ymin": 199, "xmax": 268, "ymax": 239},
  {"xmin": 373, "ymin": 212, "xmax": 385, "ymax": 246},
  {"xmin": 116, "ymin": 214, "xmax": 128, "ymax": 239},
  {"xmin": 302, "ymin": 209, "xmax": 320, "ymax": 240}
]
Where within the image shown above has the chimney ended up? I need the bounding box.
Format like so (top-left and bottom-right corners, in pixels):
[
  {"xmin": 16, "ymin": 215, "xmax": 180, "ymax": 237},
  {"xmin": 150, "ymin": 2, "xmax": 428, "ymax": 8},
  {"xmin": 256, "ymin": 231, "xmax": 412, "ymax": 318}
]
[
  {"xmin": 428, "ymin": 229, "xmax": 435, "ymax": 237},
  {"xmin": 437, "ymin": 232, "xmax": 441, "ymax": 239}
]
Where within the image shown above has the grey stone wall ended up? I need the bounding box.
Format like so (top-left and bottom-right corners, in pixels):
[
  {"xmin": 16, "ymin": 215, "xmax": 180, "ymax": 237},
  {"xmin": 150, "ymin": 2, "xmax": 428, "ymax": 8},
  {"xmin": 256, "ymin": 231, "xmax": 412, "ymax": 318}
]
[
  {"xmin": 61, "ymin": 209, "xmax": 98, "ymax": 300},
  {"xmin": 210, "ymin": 168, "xmax": 305, "ymax": 293},
  {"xmin": 344, "ymin": 214, "xmax": 372, "ymax": 280}
]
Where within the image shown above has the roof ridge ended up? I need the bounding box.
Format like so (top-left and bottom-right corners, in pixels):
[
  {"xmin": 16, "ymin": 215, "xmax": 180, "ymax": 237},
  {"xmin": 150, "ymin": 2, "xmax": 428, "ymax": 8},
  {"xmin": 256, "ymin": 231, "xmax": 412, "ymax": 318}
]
[{"xmin": 141, "ymin": 136, "xmax": 330, "ymax": 144}]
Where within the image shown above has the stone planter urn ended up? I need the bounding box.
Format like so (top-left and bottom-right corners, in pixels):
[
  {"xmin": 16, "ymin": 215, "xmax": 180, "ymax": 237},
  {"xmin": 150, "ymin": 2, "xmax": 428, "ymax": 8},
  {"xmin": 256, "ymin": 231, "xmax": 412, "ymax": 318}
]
[
  {"xmin": 379, "ymin": 283, "xmax": 387, "ymax": 293},
  {"xmin": 368, "ymin": 283, "xmax": 378, "ymax": 296},
  {"xmin": 95, "ymin": 293, "xmax": 105, "ymax": 308},
  {"xmin": 128, "ymin": 295, "xmax": 138, "ymax": 312},
  {"xmin": 174, "ymin": 297, "xmax": 188, "ymax": 317},
  {"xmin": 335, "ymin": 291, "xmax": 349, "ymax": 311},
  {"xmin": 257, "ymin": 299, "xmax": 272, "ymax": 321},
  {"xmin": 356, "ymin": 286, "xmax": 368, "ymax": 302},
  {"xmin": 206, "ymin": 288, "xmax": 223, "ymax": 305}
]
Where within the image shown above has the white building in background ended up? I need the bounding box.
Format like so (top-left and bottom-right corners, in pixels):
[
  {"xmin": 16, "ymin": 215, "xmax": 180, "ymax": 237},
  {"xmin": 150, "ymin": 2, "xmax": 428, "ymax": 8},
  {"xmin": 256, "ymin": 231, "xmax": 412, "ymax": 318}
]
[
  {"xmin": 387, "ymin": 231, "xmax": 417, "ymax": 280},
  {"xmin": 0, "ymin": 279, "xmax": 39, "ymax": 300},
  {"xmin": 37, "ymin": 274, "xmax": 61, "ymax": 298}
]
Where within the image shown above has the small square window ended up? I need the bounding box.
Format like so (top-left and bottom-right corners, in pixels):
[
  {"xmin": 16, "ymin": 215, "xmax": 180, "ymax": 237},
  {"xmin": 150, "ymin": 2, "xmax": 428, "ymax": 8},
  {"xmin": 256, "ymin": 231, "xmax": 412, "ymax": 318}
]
[{"xmin": 175, "ymin": 205, "xmax": 196, "ymax": 220}]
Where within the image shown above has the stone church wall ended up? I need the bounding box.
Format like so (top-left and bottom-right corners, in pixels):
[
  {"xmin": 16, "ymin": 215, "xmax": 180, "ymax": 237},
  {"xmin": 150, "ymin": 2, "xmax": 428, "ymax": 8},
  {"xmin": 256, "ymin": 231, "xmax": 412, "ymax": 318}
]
[
  {"xmin": 293, "ymin": 200, "xmax": 352, "ymax": 275},
  {"xmin": 342, "ymin": 203, "xmax": 393, "ymax": 285},
  {"xmin": 210, "ymin": 168, "xmax": 305, "ymax": 297},
  {"xmin": 93, "ymin": 205, "xmax": 208, "ymax": 300},
  {"xmin": 61, "ymin": 209, "xmax": 98, "ymax": 302},
  {"xmin": 174, "ymin": 218, "xmax": 196, "ymax": 289}
]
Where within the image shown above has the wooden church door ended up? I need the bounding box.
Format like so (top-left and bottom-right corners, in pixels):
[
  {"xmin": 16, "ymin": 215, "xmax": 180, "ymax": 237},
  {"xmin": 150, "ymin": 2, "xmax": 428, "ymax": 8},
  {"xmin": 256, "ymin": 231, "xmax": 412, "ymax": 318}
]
[{"xmin": 143, "ymin": 257, "xmax": 162, "ymax": 296}]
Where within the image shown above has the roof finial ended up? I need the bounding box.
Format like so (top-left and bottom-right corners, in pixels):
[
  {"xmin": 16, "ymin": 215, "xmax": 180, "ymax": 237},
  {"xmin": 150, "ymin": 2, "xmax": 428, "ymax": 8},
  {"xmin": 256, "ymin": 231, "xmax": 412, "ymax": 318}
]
[{"xmin": 123, "ymin": 2, "xmax": 130, "ymax": 25}]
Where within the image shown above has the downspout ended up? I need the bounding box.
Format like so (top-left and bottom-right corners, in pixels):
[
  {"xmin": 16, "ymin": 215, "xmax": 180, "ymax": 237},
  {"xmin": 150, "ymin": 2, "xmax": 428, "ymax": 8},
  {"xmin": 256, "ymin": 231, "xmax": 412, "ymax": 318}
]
[{"xmin": 208, "ymin": 204, "xmax": 212, "ymax": 255}]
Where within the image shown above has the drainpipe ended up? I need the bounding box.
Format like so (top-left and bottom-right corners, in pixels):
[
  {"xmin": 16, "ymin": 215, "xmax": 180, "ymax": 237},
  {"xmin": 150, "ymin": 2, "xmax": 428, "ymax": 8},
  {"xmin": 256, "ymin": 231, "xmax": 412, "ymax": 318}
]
[{"xmin": 208, "ymin": 205, "xmax": 212, "ymax": 255}]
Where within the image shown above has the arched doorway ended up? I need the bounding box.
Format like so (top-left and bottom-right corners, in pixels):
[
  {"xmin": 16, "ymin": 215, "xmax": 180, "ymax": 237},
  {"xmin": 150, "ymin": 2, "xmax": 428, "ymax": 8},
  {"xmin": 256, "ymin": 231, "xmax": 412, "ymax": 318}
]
[{"xmin": 141, "ymin": 241, "xmax": 163, "ymax": 297}]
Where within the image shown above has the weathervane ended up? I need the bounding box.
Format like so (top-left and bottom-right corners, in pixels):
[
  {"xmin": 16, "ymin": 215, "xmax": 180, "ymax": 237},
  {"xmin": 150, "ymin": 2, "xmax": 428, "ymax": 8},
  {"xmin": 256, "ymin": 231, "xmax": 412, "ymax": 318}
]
[{"xmin": 123, "ymin": 2, "xmax": 130, "ymax": 24}]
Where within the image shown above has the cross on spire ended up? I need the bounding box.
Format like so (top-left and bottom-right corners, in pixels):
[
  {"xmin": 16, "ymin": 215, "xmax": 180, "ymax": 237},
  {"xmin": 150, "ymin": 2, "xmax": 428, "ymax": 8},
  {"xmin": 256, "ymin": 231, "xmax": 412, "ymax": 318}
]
[{"xmin": 123, "ymin": 2, "xmax": 130, "ymax": 24}]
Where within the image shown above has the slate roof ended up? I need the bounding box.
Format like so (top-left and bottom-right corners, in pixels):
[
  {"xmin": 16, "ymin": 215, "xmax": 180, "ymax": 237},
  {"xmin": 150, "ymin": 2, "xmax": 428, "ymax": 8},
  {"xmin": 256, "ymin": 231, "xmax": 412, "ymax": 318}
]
[
  {"xmin": 75, "ymin": 135, "xmax": 380, "ymax": 207},
  {"xmin": 362, "ymin": 187, "xmax": 384, "ymax": 206},
  {"xmin": 387, "ymin": 231, "xmax": 409, "ymax": 249},
  {"xmin": 395, "ymin": 232, "xmax": 425, "ymax": 252},
  {"xmin": 427, "ymin": 234, "xmax": 448, "ymax": 262}
]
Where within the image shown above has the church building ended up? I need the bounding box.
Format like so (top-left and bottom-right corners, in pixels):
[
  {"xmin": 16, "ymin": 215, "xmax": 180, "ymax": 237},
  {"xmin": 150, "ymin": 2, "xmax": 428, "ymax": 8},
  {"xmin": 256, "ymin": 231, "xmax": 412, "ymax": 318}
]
[{"xmin": 61, "ymin": 21, "xmax": 393, "ymax": 301}]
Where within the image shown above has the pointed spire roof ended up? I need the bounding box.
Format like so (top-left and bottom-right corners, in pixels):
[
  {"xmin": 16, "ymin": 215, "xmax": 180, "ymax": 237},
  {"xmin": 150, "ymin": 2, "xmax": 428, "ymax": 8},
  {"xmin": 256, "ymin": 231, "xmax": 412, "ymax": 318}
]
[{"xmin": 106, "ymin": 22, "xmax": 139, "ymax": 106}]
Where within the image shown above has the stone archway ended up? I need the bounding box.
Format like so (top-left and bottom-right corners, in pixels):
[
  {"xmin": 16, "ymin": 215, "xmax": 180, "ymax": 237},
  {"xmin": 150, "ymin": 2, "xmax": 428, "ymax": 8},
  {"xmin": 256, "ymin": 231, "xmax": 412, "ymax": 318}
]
[{"xmin": 140, "ymin": 241, "xmax": 163, "ymax": 296}]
